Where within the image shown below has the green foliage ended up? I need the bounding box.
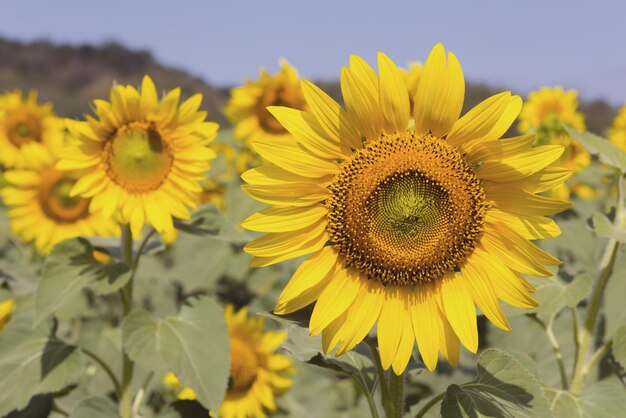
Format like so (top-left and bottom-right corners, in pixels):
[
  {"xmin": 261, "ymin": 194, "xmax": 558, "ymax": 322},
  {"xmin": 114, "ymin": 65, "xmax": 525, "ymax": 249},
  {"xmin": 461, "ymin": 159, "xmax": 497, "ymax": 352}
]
[
  {"xmin": 532, "ymin": 273, "xmax": 592, "ymax": 318},
  {"xmin": 0, "ymin": 304, "xmax": 85, "ymax": 416},
  {"xmin": 69, "ymin": 396, "xmax": 119, "ymax": 418},
  {"xmin": 565, "ymin": 126, "xmax": 626, "ymax": 172},
  {"xmin": 122, "ymin": 296, "xmax": 230, "ymax": 411},
  {"xmin": 34, "ymin": 238, "xmax": 131, "ymax": 325},
  {"xmin": 545, "ymin": 383, "xmax": 626, "ymax": 418},
  {"xmin": 440, "ymin": 349, "xmax": 552, "ymax": 418}
]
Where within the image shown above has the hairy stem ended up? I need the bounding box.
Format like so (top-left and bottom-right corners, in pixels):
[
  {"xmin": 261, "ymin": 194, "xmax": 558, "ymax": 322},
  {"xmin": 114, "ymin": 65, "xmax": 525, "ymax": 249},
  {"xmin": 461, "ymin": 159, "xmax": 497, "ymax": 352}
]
[
  {"xmin": 388, "ymin": 371, "xmax": 405, "ymax": 418},
  {"xmin": 119, "ymin": 224, "xmax": 135, "ymax": 418}
]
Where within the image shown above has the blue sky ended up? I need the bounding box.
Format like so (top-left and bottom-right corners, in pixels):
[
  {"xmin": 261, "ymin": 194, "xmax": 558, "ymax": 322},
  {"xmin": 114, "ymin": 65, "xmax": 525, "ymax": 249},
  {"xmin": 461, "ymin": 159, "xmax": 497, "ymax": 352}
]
[{"xmin": 1, "ymin": 0, "xmax": 624, "ymax": 104}]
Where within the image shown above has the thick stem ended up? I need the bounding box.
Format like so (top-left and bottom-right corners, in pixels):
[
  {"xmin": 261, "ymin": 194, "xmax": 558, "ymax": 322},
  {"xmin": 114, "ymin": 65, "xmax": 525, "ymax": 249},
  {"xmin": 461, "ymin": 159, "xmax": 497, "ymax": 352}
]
[
  {"xmin": 119, "ymin": 224, "xmax": 135, "ymax": 418},
  {"xmin": 570, "ymin": 175, "xmax": 625, "ymax": 395},
  {"xmin": 388, "ymin": 371, "xmax": 405, "ymax": 418}
]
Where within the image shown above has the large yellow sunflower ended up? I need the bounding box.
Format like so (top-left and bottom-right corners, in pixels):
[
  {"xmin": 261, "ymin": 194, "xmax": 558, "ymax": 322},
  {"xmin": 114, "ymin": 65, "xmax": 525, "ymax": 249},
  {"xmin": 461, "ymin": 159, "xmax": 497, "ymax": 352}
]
[
  {"xmin": 57, "ymin": 76, "xmax": 218, "ymax": 237},
  {"xmin": 225, "ymin": 59, "xmax": 307, "ymax": 144},
  {"xmin": 164, "ymin": 305, "xmax": 293, "ymax": 418},
  {"xmin": 518, "ymin": 87, "xmax": 590, "ymax": 199},
  {"xmin": 241, "ymin": 44, "xmax": 571, "ymax": 374},
  {"xmin": 2, "ymin": 146, "xmax": 118, "ymax": 254},
  {"xmin": 609, "ymin": 104, "xmax": 626, "ymax": 151},
  {"xmin": 0, "ymin": 299, "xmax": 14, "ymax": 331},
  {"xmin": 0, "ymin": 90, "xmax": 64, "ymax": 169}
]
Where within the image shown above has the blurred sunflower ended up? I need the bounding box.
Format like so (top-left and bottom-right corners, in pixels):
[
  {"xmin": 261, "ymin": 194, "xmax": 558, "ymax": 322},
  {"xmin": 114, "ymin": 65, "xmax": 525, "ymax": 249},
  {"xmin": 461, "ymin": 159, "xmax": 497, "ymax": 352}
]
[
  {"xmin": 609, "ymin": 104, "xmax": 626, "ymax": 151},
  {"xmin": 402, "ymin": 62, "xmax": 423, "ymax": 114},
  {"xmin": 242, "ymin": 44, "xmax": 570, "ymax": 374},
  {"xmin": 0, "ymin": 299, "xmax": 14, "ymax": 331},
  {"xmin": 2, "ymin": 146, "xmax": 118, "ymax": 254},
  {"xmin": 0, "ymin": 90, "xmax": 64, "ymax": 169},
  {"xmin": 225, "ymin": 59, "xmax": 306, "ymax": 145},
  {"xmin": 57, "ymin": 76, "xmax": 218, "ymax": 237},
  {"xmin": 518, "ymin": 86, "xmax": 590, "ymax": 199},
  {"xmin": 164, "ymin": 305, "xmax": 293, "ymax": 418}
]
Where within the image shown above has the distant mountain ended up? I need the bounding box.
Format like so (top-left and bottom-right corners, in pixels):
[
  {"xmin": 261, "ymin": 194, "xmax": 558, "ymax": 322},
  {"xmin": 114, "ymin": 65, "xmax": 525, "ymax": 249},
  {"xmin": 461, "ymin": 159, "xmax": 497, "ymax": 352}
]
[{"xmin": 0, "ymin": 37, "xmax": 617, "ymax": 135}]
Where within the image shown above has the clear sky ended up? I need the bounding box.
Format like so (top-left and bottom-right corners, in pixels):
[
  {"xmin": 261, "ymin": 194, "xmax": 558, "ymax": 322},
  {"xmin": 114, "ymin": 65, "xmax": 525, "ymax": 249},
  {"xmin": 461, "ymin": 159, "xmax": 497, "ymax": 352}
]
[{"xmin": 1, "ymin": 0, "xmax": 624, "ymax": 104}]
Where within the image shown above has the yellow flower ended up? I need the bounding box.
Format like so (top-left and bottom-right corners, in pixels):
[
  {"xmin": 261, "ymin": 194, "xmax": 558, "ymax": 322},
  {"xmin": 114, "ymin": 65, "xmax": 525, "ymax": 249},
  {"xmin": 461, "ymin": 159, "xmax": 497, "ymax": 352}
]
[
  {"xmin": 164, "ymin": 305, "xmax": 293, "ymax": 418},
  {"xmin": 225, "ymin": 60, "xmax": 306, "ymax": 144},
  {"xmin": 0, "ymin": 90, "xmax": 64, "ymax": 169},
  {"xmin": 241, "ymin": 44, "xmax": 570, "ymax": 374},
  {"xmin": 609, "ymin": 104, "xmax": 626, "ymax": 151},
  {"xmin": 402, "ymin": 62, "xmax": 423, "ymax": 114},
  {"xmin": 518, "ymin": 87, "xmax": 589, "ymax": 199},
  {"xmin": 3, "ymin": 146, "xmax": 118, "ymax": 254},
  {"xmin": 0, "ymin": 299, "xmax": 14, "ymax": 331},
  {"xmin": 57, "ymin": 76, "xmax": 219, "ymax": 237}
]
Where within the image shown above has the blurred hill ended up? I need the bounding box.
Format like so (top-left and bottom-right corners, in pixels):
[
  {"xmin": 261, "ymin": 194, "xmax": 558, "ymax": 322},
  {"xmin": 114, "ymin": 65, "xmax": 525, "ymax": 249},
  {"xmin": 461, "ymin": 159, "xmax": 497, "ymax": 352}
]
[{"xmin": 0, "ymin": 37, "xmax": 617, "ymax": 134}]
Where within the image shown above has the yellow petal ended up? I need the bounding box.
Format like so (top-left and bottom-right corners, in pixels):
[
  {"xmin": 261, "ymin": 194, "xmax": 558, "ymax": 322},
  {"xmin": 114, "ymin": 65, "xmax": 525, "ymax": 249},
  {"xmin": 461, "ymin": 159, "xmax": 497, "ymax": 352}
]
[
  {"xmin": 377, "ymin": 286, "xmax": 404, "ymax": 370},
  {"xmin": 309, "ymin": 267, "xmax": 361, "ymax": 335},
  {"xmin": 242, "ymin": 205, "xmax": 327, "ymax": 232},
  {"xmin": 447, "ymin": 92, "xmax": 512, "ymax": 146},
  {"xmin": 252, "ymin": 139, "xmax": 339, "ymax": 178},
  {"xmin": 411, "ymin": 284, "xmax": 440, "ymax": 371},
  {"xmin": 477, "ymin": 145, "xmax": 564, "ymax": 182},
  {"xmin": 486, "ymin": 208, "xmax": 561, "ymax": 240},
  {"xmin": 413, "ymin": 44, "xmax": 465, "ymax": 138},
  {"xmin": 341, "ymin": 66, "xmax": 382, "ymax": 139},
  {"xmin": 487, "ymin": 185, "xmax": 572, "ymax": 216},
  {"xmin": 378, "ymin": 52, "xmax": 410, "ymax": 133},
  {"xmin": 391, "ymin": 289, "xmax": 416, "ymax": 375},
  {"xmin": 440, "ymin": 273, "xmax": 478, "ymax": 353},
  {"xmin": 437, "ymin": 313, "xmax": 461, "ymax": 367},
  {"xmin": 244, "ymin": 219, "xmax": 327, "ymax": 257},
  {"xmin": 242, "ymin": 183, "xmax": 328, "ymax": 207}
]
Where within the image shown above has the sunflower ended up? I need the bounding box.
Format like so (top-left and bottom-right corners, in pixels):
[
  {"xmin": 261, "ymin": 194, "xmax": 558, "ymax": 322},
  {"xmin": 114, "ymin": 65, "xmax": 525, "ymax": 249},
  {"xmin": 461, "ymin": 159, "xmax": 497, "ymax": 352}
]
[
  {"xmin": 241, "ymin": 44, "xmax": 571, "ymax": 374},
  {"xmin": 225, "ymin": 59, "xmax": 306, "ymax": 145},
  {"xmin": 0, "ymin": 90, "xmax": 64, "ymax": 169},
  {"xmin": 609, "ymin": 104, "xmax": 626, "ymax": 151},
  {"xmin": 0, "ymin": 299, "xmax": 14, "ymax": 331},
  {"xmin": 57, "ymin": 76, "xmax": 218, "ymax": 237},
  {"xmin": 518, "ymin": 87, "xmax": 590, "ymax": 199},
  {"xmin": 164, "ymin": 305, "xmax": 293, "ymax": 418},
  {"xmin": 2, "ymin": 146, "xmax": 118, "ymax": 254}
]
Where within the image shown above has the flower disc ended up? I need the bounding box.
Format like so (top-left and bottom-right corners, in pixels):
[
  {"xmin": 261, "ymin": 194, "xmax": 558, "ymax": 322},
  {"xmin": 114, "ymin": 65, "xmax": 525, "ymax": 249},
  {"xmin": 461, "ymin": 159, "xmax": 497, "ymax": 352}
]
[{"xmin": 327, "ymin": 131, "xmax": 486, "ymax": 286}]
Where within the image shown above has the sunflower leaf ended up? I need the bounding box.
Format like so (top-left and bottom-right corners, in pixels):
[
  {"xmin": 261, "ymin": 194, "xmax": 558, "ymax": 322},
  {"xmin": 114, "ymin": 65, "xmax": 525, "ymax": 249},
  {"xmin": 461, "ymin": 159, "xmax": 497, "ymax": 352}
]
[
  {"xmin": 122, "ymin": 296, "xmax": 230, "ymax": 411},
  {"xmin": 0, "ymin": 303, "xmax": 85, "ymax": 417},
  {"xmin": 34, "ymin": 238, "xmax": 131, "ymax": 325},
  {"xmin": 68, "ymin": 396, "xmax": 119, "ymax": 418},
  {"xmin": 564, "ymin": 126, "xmax": 626, "ymax": 172},
  {"xmin": 591, "ymin": 213, "xmax": 626, "ymax": 242},
  {"xmin": 544, "ymin": 383, "xmax": 626, "ymax": 418},
  {"xmin": 530, "ymin": 273, "xmax": 592, "ymax": 318},
  {"xmin": 612, "ymin": 323, "xmax": 626, "ymax": 369},
  {"xmin": 174, "ymin": 204, "xmax": 251, "ymax": 244},
  {"xmin": 440, "ymin": 349, "xmax": 552, "ymax": 418}
]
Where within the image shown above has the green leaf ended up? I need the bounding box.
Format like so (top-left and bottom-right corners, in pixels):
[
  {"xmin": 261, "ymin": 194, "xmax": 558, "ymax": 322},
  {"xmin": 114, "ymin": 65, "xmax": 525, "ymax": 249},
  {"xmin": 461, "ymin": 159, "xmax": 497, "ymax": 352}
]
[
  {"xmin": 174, "ymin": 204, "xmax": 251, "ymax": 244},
  {"xmin": 69, "ymin": 396, "xmax": 118, "ymax": 418},
  {"xmin": 591, "ymin": 213, "xmax": 626, "ymax": 242},
  {"xmin": 440, "ymin": 349, "xmax": 552, "ymax": 418},
  {"xmin": 612, "ymin": 323, "xmax": 626, "ymax": 368},
  {"xmin": 564, "ymin": 126, "xmax": 626, "ymax": 172},
  {"xmin": 545, "ymin": 383, "xmax": 626, "ymax": 418},
  {"xmin": 532, "ymin": 273, "xmax": 592, "ymax": 317},
  {"xmin": 0, "ymin": 305, "xmax": 85, "ymax": 416},
  {"xmin": 122, "ymin": 296, "xmax": 230, "ymax": 411},
  {"xmin": 35, "ymin": 238, "xmax": 131, "ymax": 324}
]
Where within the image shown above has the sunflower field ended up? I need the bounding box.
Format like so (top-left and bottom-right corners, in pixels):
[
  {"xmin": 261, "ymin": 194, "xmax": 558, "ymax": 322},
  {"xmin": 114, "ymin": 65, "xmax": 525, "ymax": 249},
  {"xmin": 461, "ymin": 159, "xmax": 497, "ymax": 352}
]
[{"xmin": 1, "ymin": 37, "xmax": 626, "ymax": 418}]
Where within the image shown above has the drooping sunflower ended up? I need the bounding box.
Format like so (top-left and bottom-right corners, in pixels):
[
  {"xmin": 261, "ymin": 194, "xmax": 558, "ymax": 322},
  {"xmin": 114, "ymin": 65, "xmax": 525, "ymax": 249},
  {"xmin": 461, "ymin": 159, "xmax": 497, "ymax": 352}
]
[
  {"xmin": 609, "ymin": 104, "xmax": 626, "ymax": 151},
  {"xmin": 0, "ymin": 90, "xmax": 64, "ymax": 169},
  {"xmin": 518, "ymin": 86, "xmax": 590, "ymax": 199},
  {"xmin": 0, "ymin": 299, "xmax": 14, "ymax": 331},
  {"xmin": 225, "ymin": 59, "xmax": 307, "ymax": 145},
  {"xmin": 57, "ymin": 76, "xmax": 218, "ymax": 237},
  {"xmin": 164, "ymin": 305, "xmax": 293, "ymax": 418},
  {"xmin": 2, "ymin": 146, "xmax": 118, "ymax": 254},
  {"xmin": 241, "ymin": 44, "xmax": 571, "ymax": 374}
]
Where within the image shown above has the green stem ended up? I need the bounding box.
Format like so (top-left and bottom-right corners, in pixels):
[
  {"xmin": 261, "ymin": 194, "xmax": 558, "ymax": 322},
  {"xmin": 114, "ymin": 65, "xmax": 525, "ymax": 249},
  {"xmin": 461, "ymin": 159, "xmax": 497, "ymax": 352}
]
[
  {"xmin": 528, "ymin": 314, "xmax": 569, "ymax": 390},
  {"xmin": 83, "ymin": 348, "xmax": 123, "ymax": 396},
  {"xmin": 388, "ymin": 371, "xmax": 405, "ymax": 418},
  {"xmin": 583, "ymin": 340, "xmax": 612, "ymax": 377},
  {"xmin": 570, "ymin": 174, "xmax": 624, "ymax": 395},
  {"xmin": 119, "ymin": 224, "xmax": 135, "ymax": 418},
  {"xmin": 366, "ymin": 339, "xmax": 390, "ymax": 417},
  {"xmin": 414, "ymin": 392, "xmax": 446, "ymax": 418}
]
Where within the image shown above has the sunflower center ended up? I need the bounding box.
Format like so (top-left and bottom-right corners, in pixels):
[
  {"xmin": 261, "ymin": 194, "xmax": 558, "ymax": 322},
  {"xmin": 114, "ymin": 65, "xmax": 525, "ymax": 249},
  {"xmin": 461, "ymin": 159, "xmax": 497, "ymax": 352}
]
[
  {"xmin": 39, "ymin": 170, "xmax": 91, "ymax": 223},
  {"xmin": 229, "ymin": 337, "xmax": 259, "ymax": 392},
  {"xmin": 257, "ymin": 87, "xmax": 304, "ymax": 134},
  {"xmin": 105, "ymin": 123, "xmax": 173, "ymax": 193},
  {"xmin": 327, "ymin": 131, "xmax": 487, "ymax": 286},
  {"xmin": 6, "ymin": 111, "xmax": 42, "ymax": 146}
]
